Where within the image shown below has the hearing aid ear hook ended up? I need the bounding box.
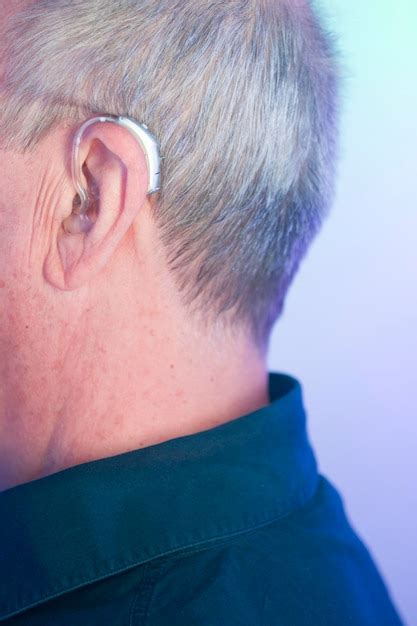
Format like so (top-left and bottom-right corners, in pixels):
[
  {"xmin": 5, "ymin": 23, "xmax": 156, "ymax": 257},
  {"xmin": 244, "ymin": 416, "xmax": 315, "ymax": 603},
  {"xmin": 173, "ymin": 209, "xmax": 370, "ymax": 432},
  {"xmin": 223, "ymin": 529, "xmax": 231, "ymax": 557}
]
[{"xmin": 63, "ymin": 114, "xmax": 162, "ymax": 234}]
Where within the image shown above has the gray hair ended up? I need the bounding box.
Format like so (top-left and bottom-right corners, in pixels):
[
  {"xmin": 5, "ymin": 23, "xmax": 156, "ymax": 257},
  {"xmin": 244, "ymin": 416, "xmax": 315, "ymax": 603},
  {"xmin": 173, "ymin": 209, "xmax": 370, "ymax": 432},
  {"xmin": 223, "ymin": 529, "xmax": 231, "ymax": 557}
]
[{"xmin": 0, "ymin": 0, "xmax": 343, "ymax": 357}]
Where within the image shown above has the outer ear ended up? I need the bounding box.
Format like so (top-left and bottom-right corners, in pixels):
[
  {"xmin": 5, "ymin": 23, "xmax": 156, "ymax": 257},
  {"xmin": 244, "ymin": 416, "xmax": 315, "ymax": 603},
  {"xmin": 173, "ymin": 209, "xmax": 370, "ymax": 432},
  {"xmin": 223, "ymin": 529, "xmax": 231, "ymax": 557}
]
[{"xmin": 44, "ymin": 120, "xmax": 150, "ymax": 291}]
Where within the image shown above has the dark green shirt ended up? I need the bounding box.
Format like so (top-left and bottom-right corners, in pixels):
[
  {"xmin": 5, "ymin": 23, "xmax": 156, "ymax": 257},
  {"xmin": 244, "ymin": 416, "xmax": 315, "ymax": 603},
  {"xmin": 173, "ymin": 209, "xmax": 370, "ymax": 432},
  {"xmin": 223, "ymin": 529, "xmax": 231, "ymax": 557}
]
[{"xmin": 0, "ymin": 372, "xmax": 404, "ymax": 625}]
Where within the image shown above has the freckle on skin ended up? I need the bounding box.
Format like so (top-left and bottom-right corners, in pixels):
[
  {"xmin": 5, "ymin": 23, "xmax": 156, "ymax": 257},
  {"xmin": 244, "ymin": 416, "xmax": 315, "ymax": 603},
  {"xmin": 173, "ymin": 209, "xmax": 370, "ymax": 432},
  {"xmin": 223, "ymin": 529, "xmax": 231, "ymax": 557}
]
[{"xmin": 0, "ymin": 279, "xmax": 5, "ymax": 288}]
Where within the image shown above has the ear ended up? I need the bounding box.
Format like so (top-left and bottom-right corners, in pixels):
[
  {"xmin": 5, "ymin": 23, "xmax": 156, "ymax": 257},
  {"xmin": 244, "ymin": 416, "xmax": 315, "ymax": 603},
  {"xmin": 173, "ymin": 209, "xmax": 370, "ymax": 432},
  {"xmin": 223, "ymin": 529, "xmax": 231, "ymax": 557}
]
[{"xmin": 44, "ymin": 119, "xmax": 150, "ymax": 291}]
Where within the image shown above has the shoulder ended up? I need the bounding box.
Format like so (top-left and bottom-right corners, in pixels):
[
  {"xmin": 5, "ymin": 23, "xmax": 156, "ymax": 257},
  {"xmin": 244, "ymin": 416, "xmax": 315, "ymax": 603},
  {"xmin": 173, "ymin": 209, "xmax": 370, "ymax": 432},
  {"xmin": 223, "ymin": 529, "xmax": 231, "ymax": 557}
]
[{"xmin": 145, "ymin": 476, "xmax": 404, "ymax": 625}]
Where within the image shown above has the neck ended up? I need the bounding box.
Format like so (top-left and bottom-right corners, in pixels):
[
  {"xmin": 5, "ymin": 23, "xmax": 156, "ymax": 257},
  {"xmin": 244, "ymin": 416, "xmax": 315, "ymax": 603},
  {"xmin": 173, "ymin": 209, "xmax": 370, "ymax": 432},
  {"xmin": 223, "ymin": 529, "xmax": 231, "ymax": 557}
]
[{"xmin": 0, "ymin": 303, "xmax": 269, "ymax": 492}]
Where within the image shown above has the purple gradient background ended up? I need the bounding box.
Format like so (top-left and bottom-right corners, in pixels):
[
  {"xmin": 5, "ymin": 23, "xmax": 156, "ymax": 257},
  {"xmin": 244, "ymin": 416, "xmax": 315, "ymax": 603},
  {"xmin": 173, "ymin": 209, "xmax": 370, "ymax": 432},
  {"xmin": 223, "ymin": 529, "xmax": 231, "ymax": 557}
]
[{"xmin": 268, "ymin": 2, "xmax": 416, "ymax": 624}]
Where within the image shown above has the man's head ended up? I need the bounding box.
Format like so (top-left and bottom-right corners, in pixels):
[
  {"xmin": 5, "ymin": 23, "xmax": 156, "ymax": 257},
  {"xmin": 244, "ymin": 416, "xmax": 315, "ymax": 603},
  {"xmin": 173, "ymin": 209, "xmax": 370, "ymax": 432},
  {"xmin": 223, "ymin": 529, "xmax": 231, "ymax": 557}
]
[
  {"xmin": 0, "ymin": 0, "xmax": 341, "ymax": 355},
  {"xmin": 0, "ymin": 0, "xmax": 342, "ymax": 489}
]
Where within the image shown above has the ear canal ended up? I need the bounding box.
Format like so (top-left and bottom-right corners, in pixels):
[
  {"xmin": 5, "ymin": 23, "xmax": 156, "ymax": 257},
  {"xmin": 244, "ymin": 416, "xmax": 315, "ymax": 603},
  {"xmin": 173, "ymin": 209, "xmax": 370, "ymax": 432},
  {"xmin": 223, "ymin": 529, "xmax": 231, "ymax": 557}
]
[
  {"xmin": 62, "ymin": 178, "xmax": 99, "ymax": 235},
  {"xmin": 62, "ymin": 211, "xmax": 93, "ymax": 235}
]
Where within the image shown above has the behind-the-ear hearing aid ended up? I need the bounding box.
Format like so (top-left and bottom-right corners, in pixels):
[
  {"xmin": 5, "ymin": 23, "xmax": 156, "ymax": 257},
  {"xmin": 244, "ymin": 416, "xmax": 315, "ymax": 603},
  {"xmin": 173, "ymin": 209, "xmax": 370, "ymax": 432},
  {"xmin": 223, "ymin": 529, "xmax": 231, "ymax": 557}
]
[{"xmin": 62, "ymin": 114, "xmax": 162, "ymax": 235}]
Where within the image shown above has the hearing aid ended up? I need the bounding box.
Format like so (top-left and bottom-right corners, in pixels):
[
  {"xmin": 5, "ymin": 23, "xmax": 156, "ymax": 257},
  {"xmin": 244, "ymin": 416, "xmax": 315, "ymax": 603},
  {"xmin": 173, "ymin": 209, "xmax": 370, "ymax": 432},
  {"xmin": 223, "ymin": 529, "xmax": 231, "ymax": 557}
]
[{"xmin": 62, "ymin": 114, "xmax": 162, "ymax": 235}]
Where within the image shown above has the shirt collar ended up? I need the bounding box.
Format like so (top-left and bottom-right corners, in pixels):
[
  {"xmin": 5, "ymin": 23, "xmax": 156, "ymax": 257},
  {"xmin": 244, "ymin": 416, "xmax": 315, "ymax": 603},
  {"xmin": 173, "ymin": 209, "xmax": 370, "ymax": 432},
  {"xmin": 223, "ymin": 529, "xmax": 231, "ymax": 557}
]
[{"xmin": 0, "ymin": 371, "xmax": 319, "ymax": 621}]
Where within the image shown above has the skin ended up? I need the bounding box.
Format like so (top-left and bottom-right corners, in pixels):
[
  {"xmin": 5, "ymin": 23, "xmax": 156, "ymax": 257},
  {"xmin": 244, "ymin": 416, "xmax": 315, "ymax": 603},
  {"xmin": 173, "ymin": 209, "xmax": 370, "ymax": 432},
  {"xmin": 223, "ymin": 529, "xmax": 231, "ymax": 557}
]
[{"xmin": 0, "ymin": 3, "xmax": 269, "ymax": 492}]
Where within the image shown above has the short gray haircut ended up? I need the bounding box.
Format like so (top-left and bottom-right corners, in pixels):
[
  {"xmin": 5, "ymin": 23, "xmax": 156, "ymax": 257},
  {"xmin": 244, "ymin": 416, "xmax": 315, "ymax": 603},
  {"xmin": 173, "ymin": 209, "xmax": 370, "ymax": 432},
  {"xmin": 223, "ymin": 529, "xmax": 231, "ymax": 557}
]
[{"xmin": 0, "ymin": 0, "xmax": 343, "ymax": 357}]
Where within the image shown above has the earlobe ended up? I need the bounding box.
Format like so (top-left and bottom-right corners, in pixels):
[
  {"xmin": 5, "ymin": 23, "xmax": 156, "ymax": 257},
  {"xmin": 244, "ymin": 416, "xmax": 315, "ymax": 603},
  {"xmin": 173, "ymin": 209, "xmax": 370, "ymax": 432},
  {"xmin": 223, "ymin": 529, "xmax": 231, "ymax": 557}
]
[{"xmin": 43, "ymin": 225, "xmax": 91, "ymax": 292}]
